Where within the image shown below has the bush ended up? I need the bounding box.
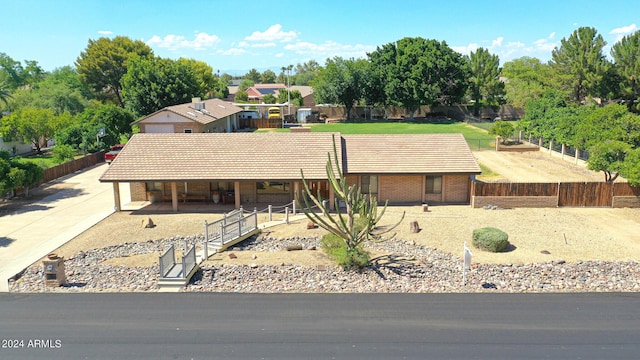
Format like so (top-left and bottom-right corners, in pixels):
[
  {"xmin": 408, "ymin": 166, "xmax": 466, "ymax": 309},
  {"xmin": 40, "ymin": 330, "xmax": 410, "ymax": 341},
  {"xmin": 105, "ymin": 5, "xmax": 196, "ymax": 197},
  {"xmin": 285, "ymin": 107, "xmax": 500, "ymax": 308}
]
[
  {"xmin": 321, "ymin": 233, "xmax": 370, "ymax": 270},
  {"xmin": 52, "ymin": 144, "xmax": 76, "ymax": 164},
  {"xmin": 472, "ymin": 227, "xmax": 509, "ymax": 252}
]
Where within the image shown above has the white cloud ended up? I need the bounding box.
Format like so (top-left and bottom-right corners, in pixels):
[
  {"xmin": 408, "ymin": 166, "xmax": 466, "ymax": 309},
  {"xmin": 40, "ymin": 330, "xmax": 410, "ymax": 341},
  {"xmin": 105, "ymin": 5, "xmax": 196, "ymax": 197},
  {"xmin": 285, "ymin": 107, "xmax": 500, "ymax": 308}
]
[
  {"xmin": 251, "ymin": 42, "xmax": 276, "ymax": 48},
  {"xmin": 533, "ymin": 37, "xmax": 557, "ymax": 52},
  {"xmin": 98, "ymin": 30, "xmax": 113, "ymax": 35},
  {"xmin": 610, "ymin": 24, "xmax": 637, "ymax": 35},
  {"xmin": 219, "ymin": 48, "xmax": 246, "ymax": 56},
  {"xmin": 275, "ymin": 53, "xmax": 284, "ymax": 58},
  {"xmin": 492, "ymin": 37, "xmax": 504, "ymax": 47},
  {"xmin": 452, "ymin": 43, "xmax": 479, "ymax": 56},
  {"xmin": 284, "ymin": 40, "xmax": 374, "ymax": 59},
  {"xmin": 548, "ymin": 32, "xmax": 555, "ymax": 39},
  {"xmin": 146, "ymin": 32, "xmax": 220, "ymax": 51},
  {"xmin": 245, "ymin": 24, "xmax": 298, "ymax": 43}
]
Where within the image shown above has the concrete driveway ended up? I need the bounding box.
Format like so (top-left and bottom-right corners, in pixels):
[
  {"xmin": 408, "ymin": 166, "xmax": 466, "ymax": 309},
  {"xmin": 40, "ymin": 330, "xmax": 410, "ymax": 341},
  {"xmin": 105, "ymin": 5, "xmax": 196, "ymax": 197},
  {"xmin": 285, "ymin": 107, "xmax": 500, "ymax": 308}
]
[{"xmin": 0, "ymin": 163, "xmax": 128, "ymax": 291}]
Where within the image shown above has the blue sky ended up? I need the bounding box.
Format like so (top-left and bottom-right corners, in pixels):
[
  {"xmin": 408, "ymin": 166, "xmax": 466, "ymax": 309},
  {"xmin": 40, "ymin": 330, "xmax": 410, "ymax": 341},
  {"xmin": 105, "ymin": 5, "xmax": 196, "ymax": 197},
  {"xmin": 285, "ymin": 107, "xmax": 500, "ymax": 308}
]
[{"xmin": 2, "ymin": 0, "xmax": 638, "ymax": 75}]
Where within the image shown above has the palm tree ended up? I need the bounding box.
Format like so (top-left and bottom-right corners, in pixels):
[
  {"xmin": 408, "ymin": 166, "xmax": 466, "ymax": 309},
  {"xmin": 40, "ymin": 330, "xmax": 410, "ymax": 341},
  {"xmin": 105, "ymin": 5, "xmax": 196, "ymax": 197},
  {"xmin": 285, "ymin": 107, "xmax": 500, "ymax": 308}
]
[{"xmin": 0, "ymin": 82, "xmax": 11, "ymax": 106}]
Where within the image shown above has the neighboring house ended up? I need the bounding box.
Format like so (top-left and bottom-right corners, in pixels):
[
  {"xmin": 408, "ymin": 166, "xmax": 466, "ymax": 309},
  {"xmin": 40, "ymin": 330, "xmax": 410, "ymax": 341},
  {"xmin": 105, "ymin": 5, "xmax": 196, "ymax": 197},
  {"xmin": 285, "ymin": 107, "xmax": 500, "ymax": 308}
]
[
  {"xmin": 288, "ymin": 86, "xmax": 315, "ymax": 107},
  {"xmin": 246, "ymin": 84, "xmax": 287, "ymax": 102},
  {"xmin": 99, "ymin": 132, "xmax": 481, "ymax": 212},
  {"xmin": 132, "ymin": 98, "xmax": 244, "ymax": 134},
  {"xmin": 0, "ymin": 136, "xmax": 34, "ymax": 155}
]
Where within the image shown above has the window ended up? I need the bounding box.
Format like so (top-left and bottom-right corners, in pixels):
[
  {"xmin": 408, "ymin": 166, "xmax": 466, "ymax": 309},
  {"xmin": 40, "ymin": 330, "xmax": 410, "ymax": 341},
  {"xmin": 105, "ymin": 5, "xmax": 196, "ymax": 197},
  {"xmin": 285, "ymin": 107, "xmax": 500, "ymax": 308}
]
[
  {"xmin": 256, "ymin": 181, "xmax": 290, "ymax": 194},
  {"xmin": 146, "ymin": 182, "xmax": 162, "ymax": 191},
  {"xmin": 361, "ymin": 175, "xmax": 378, "ymax": 195},
  {"xmin": 426, "ymin": 176, "xmax": 442, "ymax": 194},
  {"xmin": 184, "ymin": 129, "xmax": 193, "ymax": 133}
]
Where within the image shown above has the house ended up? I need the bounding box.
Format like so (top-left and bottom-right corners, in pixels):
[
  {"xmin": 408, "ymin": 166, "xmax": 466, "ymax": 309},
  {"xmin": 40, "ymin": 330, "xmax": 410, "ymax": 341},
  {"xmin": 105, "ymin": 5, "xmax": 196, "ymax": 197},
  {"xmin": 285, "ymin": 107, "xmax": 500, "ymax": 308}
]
[
  {"xmin": 132, "ymin": 98, "xmax": 244, "ymax": 133},
  {"xmin": 246, "ymin": 84, "xmax": 287, "ymax": 102},
  {"xmin": 288, "ymin": 85, "xmax": 315, "ymax": 107},
  {"xmin": 99, "ymin": 132, "xmax": 481, "ymax": 212}
]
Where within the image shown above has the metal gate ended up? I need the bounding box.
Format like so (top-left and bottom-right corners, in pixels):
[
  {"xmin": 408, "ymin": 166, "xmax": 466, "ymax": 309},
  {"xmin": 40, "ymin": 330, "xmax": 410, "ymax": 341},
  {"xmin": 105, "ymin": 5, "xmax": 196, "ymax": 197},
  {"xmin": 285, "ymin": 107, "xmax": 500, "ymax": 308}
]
[{"xmin": 558, "ymin": 182, "xmax": 613, "ymax": 207}]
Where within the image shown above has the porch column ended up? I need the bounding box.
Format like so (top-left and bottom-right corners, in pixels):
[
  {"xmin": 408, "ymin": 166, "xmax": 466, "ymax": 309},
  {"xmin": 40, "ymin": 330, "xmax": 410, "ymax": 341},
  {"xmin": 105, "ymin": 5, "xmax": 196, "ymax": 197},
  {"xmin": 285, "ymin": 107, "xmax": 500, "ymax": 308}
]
[
  {"xmin": 293, "ymin": 182, "xmax": 300, "ymax": 203},
  {"xmin": 226, "ymin": 117, "xmax": 231, "ymax": 133},
  {"xmin": 234, "ymin": 181, "xmax": 241, "ymax": 209},
  {"xmin": 329, "ymin": 183, "xmax": 335, "ymax": 210},
  {"xmin": 171, "ymin": 182, "xmax": 178, "ymax": 212},
  {"xmin": 112, "ymin": 182, "xmax": 121, "ymax": 212},
  {"xmin": 233, "ymin": 114, "xmax": 238, "ymax": 130}
]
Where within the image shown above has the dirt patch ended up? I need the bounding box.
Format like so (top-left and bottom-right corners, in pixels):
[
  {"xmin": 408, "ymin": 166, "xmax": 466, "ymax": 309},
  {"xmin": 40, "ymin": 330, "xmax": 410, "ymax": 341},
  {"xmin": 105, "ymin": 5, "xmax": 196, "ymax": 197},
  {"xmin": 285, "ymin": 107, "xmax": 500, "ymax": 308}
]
[{"xmin": 474, "ymin": 150, "xmax": 604, "ymax": 182}]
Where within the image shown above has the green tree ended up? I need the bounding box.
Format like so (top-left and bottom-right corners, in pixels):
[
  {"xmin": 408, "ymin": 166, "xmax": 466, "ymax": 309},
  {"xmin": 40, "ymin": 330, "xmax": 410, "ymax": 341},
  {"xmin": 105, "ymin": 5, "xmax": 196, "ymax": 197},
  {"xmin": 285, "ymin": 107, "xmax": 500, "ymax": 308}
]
[
  {"xmin": 177, "ymin": 58, "xmax": 219, "ymax": 99},
  {"xmin": 76, "ymin": 36, "xmax": 153, "ymax": 107},
  {"xmin": 261, "ymin": 69, "xmax": 276, "ymax": 84},
  {"xmin": 245, "ymin": 68, "xmax": 261, "ymax": 83},
  {"xmin": 501, "ymin": 57, "xmax": 562, "ymax": 108},
  {"xmin": 489, "ymin": 121, "xmax": 515, "ymax": 144},
  {"xmin": 368, "ymin": 37, "xmax": 470, "ymax": 118},
  {"xmin": 293, "ymin": 60, "xmax": 319, "ymax": 85},
  {"xmin": 0, "ymin": 81, "xmax": 11, "ymax": 106},
  {"xmin": 12, "ymin": 161, "xmax": 44, "ymax": 197},
  {"xmin": 587, "ymin": 140, "xmax": 631, "ymax": 182},
  {"xmin": 298, "ymin": 135, "xmax": 404, "ymax": 270},
  {"xmin": 235, "ymin": 90, "xmax": 249, "ymax": 102},
  {"xmin": 0, "ymin": 108, "xmax": 63, "ymax": 153},
  {"xmin": 121, "ymin": 56, "xmax": 201, "ymax": 116},
  {"xmin": 262, "ymin": 93, "xmax": 276, "ymax": 104},
  {"xmin": 551, "ymin": 27, "xmax": 610, "ymax": 104},
  {"xmin": 468, "ymin": 47, "xmax": 505, "ymax": 116},
  {"xmin": 621, "ymin": 148, "xmax": 640, "ymax": 185},
  {"xmin": 277, "ymin": 89, "xmax": 303, "ymax": 106},
  {"xmin": 611, "ymin": 30, "xmax": 640, "ymax": 112},
  {"xmin": 312, "ymin": 57, "xmax": 368, "ymax": 120},
  {"xmin": 238, "ymin": 79, "xmax": 254, "ymax": 92},
  {"xmin": 0, "ymin": 53, "xmax": 25, "ymax": 90},
  {"xmin": 52, "ymin": 144, "xmax": 76, "ymax": 164}
]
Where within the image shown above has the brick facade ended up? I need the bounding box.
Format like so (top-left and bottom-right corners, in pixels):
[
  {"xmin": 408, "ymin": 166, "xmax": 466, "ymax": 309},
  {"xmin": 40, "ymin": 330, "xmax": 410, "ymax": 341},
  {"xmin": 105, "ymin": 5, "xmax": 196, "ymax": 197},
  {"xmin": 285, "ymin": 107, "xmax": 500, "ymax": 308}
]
[
  {"xmin": 444, "ymin": 175, "xmax": 471, "ymax": 203},
  {"xmin": 379, "ymin": 175, "xmax": 423, "ymax": 204},
  {"xmin": 130, "ymin": 182, "xmax": 147, "ymax": 201}
]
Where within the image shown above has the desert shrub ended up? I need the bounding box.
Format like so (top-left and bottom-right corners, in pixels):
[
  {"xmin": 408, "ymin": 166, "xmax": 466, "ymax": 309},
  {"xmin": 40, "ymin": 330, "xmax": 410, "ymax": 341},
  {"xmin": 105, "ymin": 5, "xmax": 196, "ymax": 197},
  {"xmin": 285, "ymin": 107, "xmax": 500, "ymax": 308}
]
[
  {"xmin": 321, "ymin": 233, "xmax": 370, "ymax": 270},
  {"xmin": 472, "ymin": 227, "xmax": 509, "ymax": 252}
]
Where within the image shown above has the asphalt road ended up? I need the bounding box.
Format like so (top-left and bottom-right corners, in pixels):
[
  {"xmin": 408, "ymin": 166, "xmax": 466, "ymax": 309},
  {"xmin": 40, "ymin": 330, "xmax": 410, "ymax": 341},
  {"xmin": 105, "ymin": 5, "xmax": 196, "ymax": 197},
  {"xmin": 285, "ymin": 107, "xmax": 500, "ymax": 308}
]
[{"xmin": 1, "ymin": 293, "xmax": 639, "ymax": 359}]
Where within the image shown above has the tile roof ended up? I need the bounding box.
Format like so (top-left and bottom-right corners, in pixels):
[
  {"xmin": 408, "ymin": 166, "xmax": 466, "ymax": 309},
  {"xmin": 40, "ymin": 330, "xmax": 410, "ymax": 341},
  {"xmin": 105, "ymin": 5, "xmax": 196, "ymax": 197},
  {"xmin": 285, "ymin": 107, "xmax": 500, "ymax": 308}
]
[
  {"xmin": 132, "ymin": 98, "xmax": 243, "ymax": 126},
  {"xmin": 99, "ymin": 133, "xmax": 480, "ymax": 183},
  {"xmin": 341, "ymin": 134, "xmax": 481, "ymax": 174},
  {"xmin": 99, "ymin": 132, "xmax": 342, "ymax": 182}
]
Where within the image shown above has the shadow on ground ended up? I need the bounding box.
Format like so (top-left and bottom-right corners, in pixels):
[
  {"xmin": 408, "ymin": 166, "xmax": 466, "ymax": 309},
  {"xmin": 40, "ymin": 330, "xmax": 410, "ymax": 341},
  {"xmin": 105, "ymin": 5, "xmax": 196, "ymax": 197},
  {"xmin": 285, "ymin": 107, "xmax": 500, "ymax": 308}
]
[{"xmin": 0, "ymin": 237, "xmax": 15, "ymax": 247}]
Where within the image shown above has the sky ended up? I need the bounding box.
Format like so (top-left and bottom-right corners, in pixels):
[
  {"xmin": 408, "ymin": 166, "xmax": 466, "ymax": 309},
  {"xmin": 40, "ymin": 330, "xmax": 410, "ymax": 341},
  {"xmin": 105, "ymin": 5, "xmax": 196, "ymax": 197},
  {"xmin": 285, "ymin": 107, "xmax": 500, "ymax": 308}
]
[{"xmin": 2, "ymin": 0, "xmax": 639, "ymax": 76}]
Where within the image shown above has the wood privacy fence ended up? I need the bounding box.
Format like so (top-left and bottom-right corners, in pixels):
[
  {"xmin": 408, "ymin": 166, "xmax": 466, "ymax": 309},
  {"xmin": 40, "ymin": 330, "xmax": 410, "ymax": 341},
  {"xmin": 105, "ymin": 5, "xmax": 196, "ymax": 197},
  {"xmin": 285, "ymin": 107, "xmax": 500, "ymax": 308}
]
[
  {"xmin": 471, "ymin": 181, "xmax": 640, "ymax": 208},
  {"xmin": 42, "ymin": 152, "xmax": 105, "ymax": 183}
]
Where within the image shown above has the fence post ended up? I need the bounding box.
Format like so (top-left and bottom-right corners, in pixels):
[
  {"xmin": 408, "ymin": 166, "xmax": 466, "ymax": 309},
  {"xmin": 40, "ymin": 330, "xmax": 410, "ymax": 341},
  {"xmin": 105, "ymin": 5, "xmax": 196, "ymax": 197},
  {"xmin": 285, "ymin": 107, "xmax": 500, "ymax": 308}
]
[
  {"xmin": 203, "ymin": 236, "xmax": 208, "ymax": 260},
  {"xmin": 204, "ymin": 220, "xmax": 208, "ymax": 243},
  {"xmin": 220, "ymin": 222, "xmax": 225, "ymax": 244},
  {"xmin": 292, "ymin": 201, "xmax": 296, "ymax": 215},
  {"xmin": 268, "ymin": 204, "xmax": 272, "ymax": 221},
  {"xmin": 238, "ymin": 218, "xmax": 242, "ymax": 237},
  {"xmin": 285, "ymin": 207, "xmax": 289, "ymax": 224},
  {"xmin": 575, "ymin": 149, "xmax": 579, "ymax": 164},
  {"xmin": 322, "ymin": 200, "xmax": 328, "ymax": 215}
]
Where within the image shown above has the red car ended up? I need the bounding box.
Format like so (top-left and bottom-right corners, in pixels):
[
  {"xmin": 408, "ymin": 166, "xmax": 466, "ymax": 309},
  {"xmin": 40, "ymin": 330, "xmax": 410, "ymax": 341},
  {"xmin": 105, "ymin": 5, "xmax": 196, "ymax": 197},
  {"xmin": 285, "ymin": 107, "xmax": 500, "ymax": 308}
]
[{"xmin": 104, "ymin": 144, "xmax": 125, "ymax": 164}]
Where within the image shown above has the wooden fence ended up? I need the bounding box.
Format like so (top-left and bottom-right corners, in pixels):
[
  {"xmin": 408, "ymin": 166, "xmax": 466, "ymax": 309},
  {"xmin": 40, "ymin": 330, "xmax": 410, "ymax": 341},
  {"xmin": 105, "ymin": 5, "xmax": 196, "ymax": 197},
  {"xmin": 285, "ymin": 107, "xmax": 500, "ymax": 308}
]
[
  {"xmin": 472, "ymin": 181, "xmax": 640, "ymax": 208},
  {"xmin": 239, "ymin": 118, "xmax": 282, "ymax": 129},
  {"xmin": 42, "ymin": 152, "xmax": 105, "ymax": 183}
]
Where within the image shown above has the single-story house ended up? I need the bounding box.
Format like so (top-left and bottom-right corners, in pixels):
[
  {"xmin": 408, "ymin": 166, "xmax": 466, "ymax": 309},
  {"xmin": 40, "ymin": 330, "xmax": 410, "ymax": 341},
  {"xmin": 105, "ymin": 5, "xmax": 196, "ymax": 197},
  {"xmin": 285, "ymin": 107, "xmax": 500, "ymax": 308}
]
[
  {"xmin": 246, "ymin": 84, "xmax": 287, "ymax": 102},
  {"xmin": 132, "ymin": 98, "xmax": 244, "ymax": 134},
  {"xmin": 99, "ymin": 132, "xmax": 481, "ymax": 212}
]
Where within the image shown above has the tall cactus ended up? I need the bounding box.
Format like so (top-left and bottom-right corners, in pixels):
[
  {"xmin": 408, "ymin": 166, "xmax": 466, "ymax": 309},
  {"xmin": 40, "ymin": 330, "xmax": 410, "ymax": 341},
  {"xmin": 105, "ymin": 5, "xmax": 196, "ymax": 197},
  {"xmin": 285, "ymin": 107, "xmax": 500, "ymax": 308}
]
[{"xmin": 298, "ymin": 134, "xmax": 404, "ymax": 264}]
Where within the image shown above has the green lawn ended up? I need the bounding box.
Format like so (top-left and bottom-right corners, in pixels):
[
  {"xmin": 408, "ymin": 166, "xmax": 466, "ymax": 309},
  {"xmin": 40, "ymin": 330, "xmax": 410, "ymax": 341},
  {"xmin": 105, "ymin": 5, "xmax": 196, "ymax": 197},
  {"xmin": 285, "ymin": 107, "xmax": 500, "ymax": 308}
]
[
  {"xmin": 469, "ymin": 120, "xmax": 519, "ymax": 132},
  {"xmin": 258, "ymin": 122, "xmax": 496, "ymax": 150},
  {"xmin": 14, "ymin": 155, "xmax": 58, "ymax": 169}
]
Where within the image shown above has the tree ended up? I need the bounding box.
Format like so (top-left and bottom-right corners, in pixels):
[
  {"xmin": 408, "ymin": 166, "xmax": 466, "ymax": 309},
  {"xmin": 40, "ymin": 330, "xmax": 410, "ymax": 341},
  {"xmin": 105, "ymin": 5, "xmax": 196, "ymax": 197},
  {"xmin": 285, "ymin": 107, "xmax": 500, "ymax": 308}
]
[
  {"xmin": 11, "ymin": 161, "xmax": 44, "ymax": 197},
  {"xmin": 293, "ymin": 60, "xmax": 320, "ymax": 85},
  {"xmin": 0, "ymin": 53, "xmax": 45, "ymax": 90},
  {"xmin": 238, "ymin": 79, "xmax": 254, "ymax": 92},
  {"xmin": 621, "ymin": 148, "xmax": 640, "ymax": 185},
  {"xmin": 261, "ymin": 69, "xmax": 276, "ymax": 84},
  {"xmin": 587, "ymin": 140, "xmax": 631, "ymax": 182},
  {"xmin": 0, "ymin": 108, "xmax": 63, "ymax": 153},
  {"xmin": 245, "ymin": 68, "xmax": 261, "ymax": 83},
  {"xmin": 52, "ymin": 144, "xmax": 76, "ymax": 164},
  {"xmin": 489, "ymin": 121, "xmax": 515, "ymax": 144},
  {"xmin": 76, "ymin": 36, "xmax": 153, "ymax": 107},
  {"xmin": 298, "ymin": 135, "xmax": 404, "ymax": 269},
  {"xmin": 501, "ymin": 57, "xmax": 561, "ymax": 108},
  {"xmin": 611, "ymin": 30, "xmax": 640, "ymax": 112},
  {"xmin": 312, "ymin": 57, "xmax": 368, "ymax": 120},
  {"xmin": 277, "ymin": 89, "xmax": 303, "ymax": 106},
  {"xmin": 551, "ymin": 27, "xmax": 610, "ymax": 104},
  {"xmin": 121, "ymin": 56, "xmax": 201, "ymax": 116},
  {"xmin": 368, "ymin": 37, "xmax": 469, "ymax": 119},
  {"xmin": 0, "ymin": 82, "xmax": 11, "ymax": 106},
  {"xmin": 262, "ymin": 93, "xmax": 276, "ymax": 104},
  {"xmin": 468, "ymin": 47, "xmax": 505, "ymax": 116},
  {"xmin": 177, "ymin": 58, "xmax": 218, "ymax": 99},
  {"xmin": 234, "ymin": 90, "xmax": 248, "ymax": 102}
]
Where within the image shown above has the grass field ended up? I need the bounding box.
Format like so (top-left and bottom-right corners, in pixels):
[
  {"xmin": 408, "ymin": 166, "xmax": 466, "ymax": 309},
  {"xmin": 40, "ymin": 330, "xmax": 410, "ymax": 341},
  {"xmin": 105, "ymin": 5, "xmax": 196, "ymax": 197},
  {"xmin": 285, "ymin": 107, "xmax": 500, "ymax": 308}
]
[
  {"xmin": 14, "ymin": 155, "xmax": 57, "ymax": 169},
  {"xmin": 258, "ymin": 121, "xmax": 496, "ymax": 150}
]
